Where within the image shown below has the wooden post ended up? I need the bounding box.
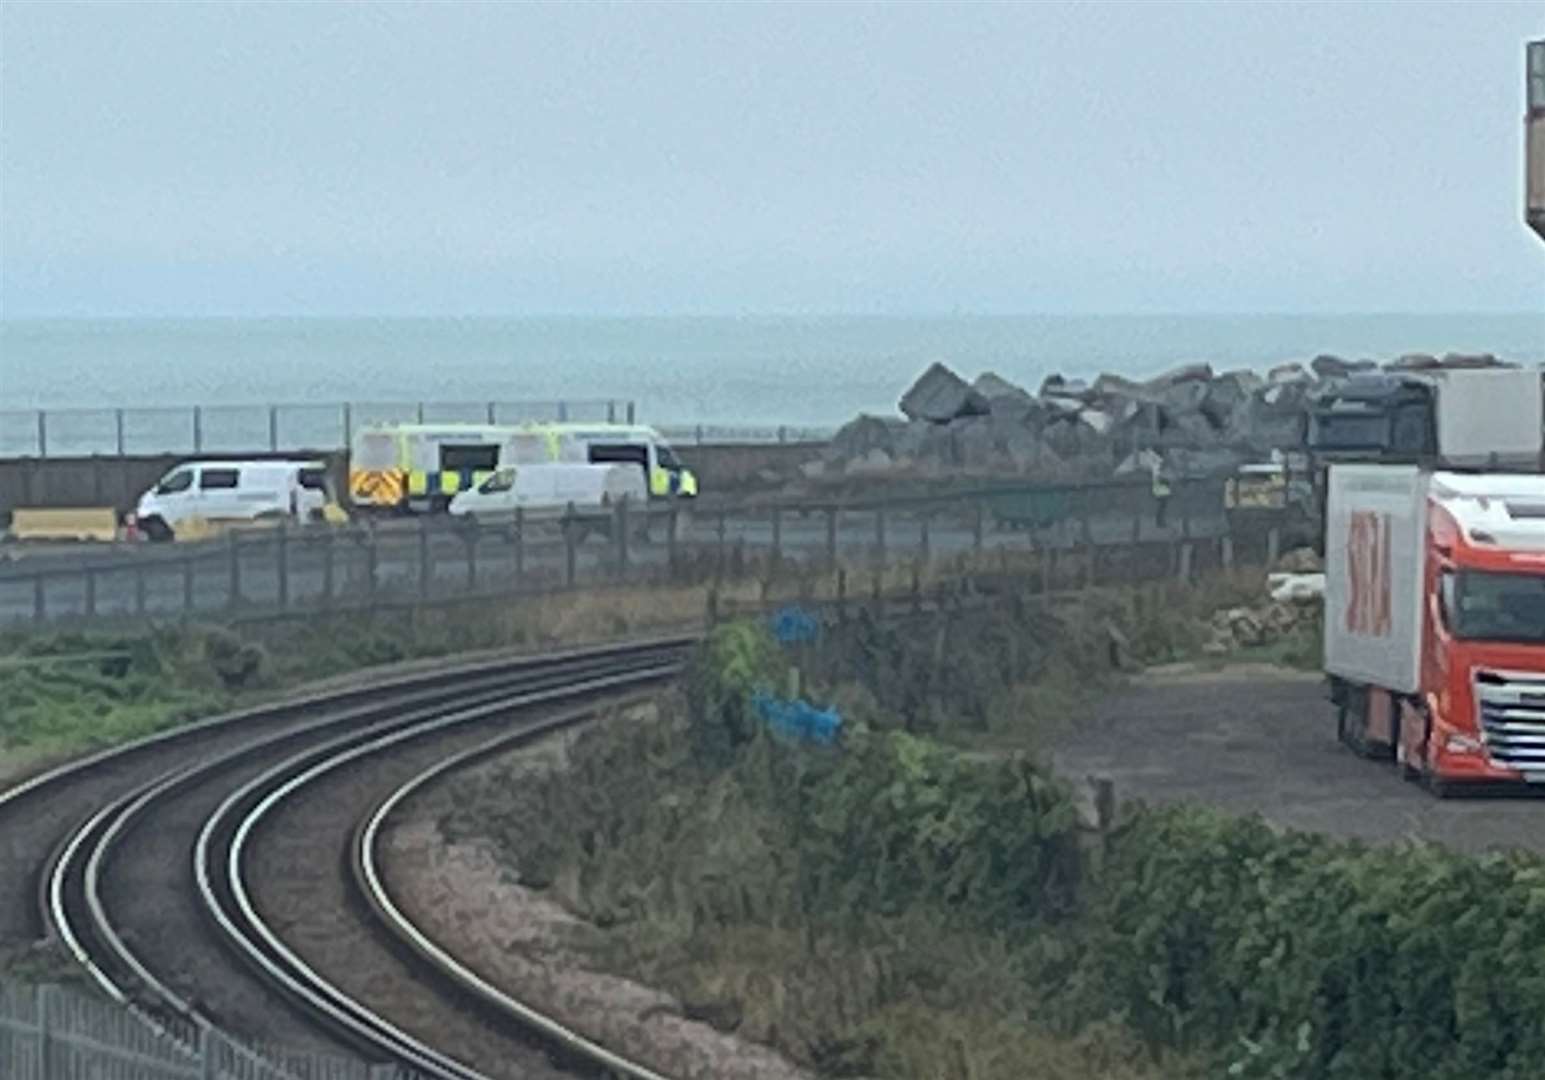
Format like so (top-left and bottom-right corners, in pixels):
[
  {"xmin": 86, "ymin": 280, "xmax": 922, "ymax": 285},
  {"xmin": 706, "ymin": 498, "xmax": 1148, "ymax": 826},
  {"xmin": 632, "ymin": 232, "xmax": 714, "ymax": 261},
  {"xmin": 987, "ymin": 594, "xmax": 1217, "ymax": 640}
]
[
  {"xmin": 770, "ymin": 506, "xmax": 783, "ymax": 567},
  {"xmin": 716, "ymin": 509, "xmax": 728, "ymax": 579},
  {"xmin": 836, "ymin": 568, "xmax": 847, "ymax": 624},
  {"xmin": 32, "ymin": 573, "xmax": 45, "ymax": 622},
  {"xmin": 183, "ymin": 555, "xmax": 195, "ymax": 613},
  {"xmin": 1178, "ymin": 542, "xmax": 1194, "ymax": 584},
  {"xmin": 1267, "ymin": 526, "xmax": 1282, "ymax": 568},
  {"xmin": 1221, "ymin": 534, "xmax": 1234, "ymax": 571},
  {"xmin": 826, "ymin": 507, "xmax": 839, "ymax": 569}
]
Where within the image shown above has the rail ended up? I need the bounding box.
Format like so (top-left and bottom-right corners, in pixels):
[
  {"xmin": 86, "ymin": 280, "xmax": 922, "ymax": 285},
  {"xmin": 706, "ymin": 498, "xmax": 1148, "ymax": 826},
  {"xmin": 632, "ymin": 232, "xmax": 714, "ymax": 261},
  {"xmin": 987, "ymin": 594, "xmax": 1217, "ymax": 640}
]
[{"xmin": 0, "ymin": 401, "xmax": 837, "ymax": 458}]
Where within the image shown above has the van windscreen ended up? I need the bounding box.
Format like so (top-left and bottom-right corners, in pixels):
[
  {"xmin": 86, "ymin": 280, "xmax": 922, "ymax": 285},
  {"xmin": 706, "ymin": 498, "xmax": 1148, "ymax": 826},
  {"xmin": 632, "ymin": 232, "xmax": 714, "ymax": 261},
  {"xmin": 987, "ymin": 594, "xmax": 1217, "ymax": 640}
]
[
  {"xmin": 441, "ymin": 444, "xmax": 500, "ymax": 472},
  {"xmin": 356, "ymin": 433, "xmax": 397, "ymax": 469}
]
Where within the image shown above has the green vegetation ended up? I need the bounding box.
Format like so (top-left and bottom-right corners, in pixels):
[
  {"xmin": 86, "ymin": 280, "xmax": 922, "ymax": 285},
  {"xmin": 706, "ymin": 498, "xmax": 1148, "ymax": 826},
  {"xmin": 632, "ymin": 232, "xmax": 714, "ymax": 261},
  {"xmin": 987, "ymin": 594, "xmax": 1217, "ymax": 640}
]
[{"xmin": 448, "ymin": 605, "xmax": 1544, "ymax": 1080}]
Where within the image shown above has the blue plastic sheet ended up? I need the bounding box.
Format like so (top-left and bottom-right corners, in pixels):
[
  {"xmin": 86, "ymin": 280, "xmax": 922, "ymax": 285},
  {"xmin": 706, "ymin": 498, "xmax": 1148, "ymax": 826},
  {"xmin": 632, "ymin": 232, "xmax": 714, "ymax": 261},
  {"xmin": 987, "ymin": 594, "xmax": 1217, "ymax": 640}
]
[
  {"xmin": 768, "ymin": 605, "xmax": 821, "ymax": 644},
  {"xmin": 752, "ymin": 690, "xmax": 842, "ymax": 745}
]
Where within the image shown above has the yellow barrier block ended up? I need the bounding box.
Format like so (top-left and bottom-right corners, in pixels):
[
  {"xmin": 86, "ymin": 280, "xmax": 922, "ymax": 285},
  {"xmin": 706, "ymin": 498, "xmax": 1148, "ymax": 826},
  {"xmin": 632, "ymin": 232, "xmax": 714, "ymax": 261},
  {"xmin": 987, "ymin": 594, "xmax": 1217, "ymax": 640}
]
[{"xmin": 9, "ymin": 507, "xmax": 121, "ymax": 543}]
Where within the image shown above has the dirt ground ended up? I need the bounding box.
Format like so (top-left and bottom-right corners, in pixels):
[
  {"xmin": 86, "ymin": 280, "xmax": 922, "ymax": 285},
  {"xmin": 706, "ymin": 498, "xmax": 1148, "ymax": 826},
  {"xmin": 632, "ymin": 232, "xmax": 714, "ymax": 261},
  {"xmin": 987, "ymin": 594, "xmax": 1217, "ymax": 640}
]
[
  {"xmin": 381, "ymin": 729, "xmax": 815, "ymax": 1080},
  {"xmin": 1051, "ymin": 664, "xmax": 1545, "ymax": 857}
]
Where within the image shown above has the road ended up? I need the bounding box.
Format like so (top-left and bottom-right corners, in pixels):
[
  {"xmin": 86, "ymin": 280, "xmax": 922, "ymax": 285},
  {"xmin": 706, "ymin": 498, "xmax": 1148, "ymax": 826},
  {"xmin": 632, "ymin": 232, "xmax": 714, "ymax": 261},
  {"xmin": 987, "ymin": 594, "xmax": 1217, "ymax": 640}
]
[
  {"xmin": 1052, "ymin": 665, "xmax": 1545, "ymax": 856},
  {"xmin": 0, "ymin": 505, "xmax": 1236, "ymax": 625}
]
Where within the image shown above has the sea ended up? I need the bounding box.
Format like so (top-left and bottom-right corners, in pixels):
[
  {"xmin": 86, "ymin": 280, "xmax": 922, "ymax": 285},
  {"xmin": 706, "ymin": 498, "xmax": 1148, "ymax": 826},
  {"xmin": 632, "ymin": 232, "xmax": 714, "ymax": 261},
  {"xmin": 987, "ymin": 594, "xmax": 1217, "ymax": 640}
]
[{"xmin": 2, "ymin": 314, "xmax": 1542, "ymax": 433}]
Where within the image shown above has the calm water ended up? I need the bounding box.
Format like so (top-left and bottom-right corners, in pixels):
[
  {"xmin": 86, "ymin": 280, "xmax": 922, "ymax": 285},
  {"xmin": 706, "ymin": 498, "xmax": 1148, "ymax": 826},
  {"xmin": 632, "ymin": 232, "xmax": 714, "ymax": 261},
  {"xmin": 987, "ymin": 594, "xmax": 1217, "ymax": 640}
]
[{"xmin": 2, "ymin": 314, "xmax": 1542, "ymax": 428}]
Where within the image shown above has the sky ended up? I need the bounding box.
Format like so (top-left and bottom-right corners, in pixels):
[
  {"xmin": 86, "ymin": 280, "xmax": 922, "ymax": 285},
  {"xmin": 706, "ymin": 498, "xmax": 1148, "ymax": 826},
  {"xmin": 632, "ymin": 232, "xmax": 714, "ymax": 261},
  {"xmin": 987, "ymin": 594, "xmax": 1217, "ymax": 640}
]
[{"xmin": 1, "ymin": 1, "xmax": 1542, "ymax": 317}]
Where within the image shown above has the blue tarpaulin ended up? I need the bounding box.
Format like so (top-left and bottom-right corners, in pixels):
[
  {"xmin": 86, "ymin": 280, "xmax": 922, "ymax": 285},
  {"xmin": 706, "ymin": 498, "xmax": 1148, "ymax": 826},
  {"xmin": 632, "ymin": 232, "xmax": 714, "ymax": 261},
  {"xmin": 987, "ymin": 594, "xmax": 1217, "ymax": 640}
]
[
  {"xmin": 768, "ymin": 605, "xmax": 821, "ymax": 644},
  {"xmin": 752, "ymin": 690, "xmax": 842, "ymax": 745}
]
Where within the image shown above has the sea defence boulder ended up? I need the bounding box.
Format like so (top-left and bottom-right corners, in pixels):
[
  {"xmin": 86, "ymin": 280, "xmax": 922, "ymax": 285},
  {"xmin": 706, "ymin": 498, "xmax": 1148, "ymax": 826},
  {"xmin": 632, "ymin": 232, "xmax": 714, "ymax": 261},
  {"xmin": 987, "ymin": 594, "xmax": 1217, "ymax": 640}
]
[
  {"xmin": 812, "ymin": 351, "xmax": 1526, "ymax": 485},
  {"xmin": 900, "ymin": 362, "xmax": 990, "ymax": 424}
]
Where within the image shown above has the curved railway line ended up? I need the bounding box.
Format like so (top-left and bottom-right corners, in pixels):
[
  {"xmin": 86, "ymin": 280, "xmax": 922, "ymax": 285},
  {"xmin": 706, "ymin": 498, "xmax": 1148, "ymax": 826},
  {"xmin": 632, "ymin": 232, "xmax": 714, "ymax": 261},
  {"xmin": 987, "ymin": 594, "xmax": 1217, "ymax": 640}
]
[{"xmin": 2, "ymin": 637, "xmax": 693, "ymax": 1079}]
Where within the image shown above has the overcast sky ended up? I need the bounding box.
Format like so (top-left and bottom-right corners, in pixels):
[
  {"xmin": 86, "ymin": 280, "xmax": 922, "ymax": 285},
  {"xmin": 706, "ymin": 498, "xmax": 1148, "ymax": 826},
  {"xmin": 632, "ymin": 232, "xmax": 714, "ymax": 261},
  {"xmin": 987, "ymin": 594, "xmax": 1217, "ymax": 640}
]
[{"xmin": 1, "ymin": 1, "xmax": 1542, "ymax": 317}]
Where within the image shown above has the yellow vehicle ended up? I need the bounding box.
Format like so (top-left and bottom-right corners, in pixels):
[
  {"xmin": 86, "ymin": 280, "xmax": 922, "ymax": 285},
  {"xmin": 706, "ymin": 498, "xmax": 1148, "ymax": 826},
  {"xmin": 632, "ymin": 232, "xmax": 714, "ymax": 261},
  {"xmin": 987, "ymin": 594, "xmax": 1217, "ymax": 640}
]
[{"xmin": 348, "ymin": 422, "xmax": 697, "ymax": 512}]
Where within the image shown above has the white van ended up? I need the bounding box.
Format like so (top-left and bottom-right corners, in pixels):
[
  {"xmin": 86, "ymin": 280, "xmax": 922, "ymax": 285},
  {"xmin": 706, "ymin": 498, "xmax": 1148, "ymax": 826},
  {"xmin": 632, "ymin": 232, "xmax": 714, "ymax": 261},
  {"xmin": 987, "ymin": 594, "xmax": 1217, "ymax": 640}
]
[
  {"xmin": 133, "ymin": 459, "xmax": 330, "ymax": 541},
  {"xmin": 447, "ymin": 463, "xmax": 646, "ymax": 520}
]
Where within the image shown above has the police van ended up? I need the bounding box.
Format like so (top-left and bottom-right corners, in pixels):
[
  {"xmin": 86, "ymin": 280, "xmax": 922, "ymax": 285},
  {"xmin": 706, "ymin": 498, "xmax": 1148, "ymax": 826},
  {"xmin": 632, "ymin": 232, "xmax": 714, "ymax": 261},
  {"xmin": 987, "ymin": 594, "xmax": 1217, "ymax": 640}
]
[{"xmin": 348, "ymin": 422, "xmax": 697, "ymax": 513}]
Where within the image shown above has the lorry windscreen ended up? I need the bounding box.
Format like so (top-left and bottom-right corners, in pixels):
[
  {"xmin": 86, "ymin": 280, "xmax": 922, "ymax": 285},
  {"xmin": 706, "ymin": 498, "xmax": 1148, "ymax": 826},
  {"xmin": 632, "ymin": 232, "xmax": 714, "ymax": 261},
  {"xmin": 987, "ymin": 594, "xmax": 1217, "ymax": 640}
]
[
  {"xmin": 1450, "ymin": 570, "xmax": 1545, "ymax": 644},
  {"xmin": 1309, "ymin": 413, "xmax": 1389, "ymax": 451}
]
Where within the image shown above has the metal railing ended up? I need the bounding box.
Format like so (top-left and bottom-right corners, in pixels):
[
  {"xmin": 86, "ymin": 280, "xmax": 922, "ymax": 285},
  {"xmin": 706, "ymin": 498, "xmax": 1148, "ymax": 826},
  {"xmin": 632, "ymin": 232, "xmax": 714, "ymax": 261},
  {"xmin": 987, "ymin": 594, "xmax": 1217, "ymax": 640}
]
[
  {"xmin": 0, "ymin": 403, "xmax": 838, "ymax": 459},
  {"xmin": 0, "ymin": 477, "xmax": 1295, "ymax": 628},
  {"xmin": 0, "ymin": 400, "xmax": 636, "ymax": 458},
  {"xmin": 0, "ymin": 978, "xmax": 398, "ymax": 1080}
]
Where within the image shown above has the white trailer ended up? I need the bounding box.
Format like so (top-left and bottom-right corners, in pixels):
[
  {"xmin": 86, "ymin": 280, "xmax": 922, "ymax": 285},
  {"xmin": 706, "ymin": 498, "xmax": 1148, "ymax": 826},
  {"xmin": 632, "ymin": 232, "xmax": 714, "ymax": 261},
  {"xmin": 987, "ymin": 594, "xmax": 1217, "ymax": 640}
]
[{"xmin": 1323, "ymin": 464, "xmax": 1428, "ymax": 692}]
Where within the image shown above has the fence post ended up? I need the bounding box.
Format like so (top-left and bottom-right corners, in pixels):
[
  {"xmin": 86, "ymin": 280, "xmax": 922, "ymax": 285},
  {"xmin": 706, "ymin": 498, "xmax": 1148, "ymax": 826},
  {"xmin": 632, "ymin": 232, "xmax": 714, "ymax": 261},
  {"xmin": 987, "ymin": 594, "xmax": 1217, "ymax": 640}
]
[
  {"xmin": 919, "ymin": 512, "xmax": 931, "ymax": 563},
  {"xmin": 558, "ymin": 401, "xmax": 570, "ymax": 423},
  {"xmin": 836, "ymin": 568, "xmax": 847, "ymax": 624},
  {"xmin": 199, "ymin": 1023, "xmax": 218, "ymax": 1080},
  {"xmin": 563, "ymin": 504, "xmax": 579, "ymax": 587},
  {"xmin": 666, "ymin": 504, "xmax": 679, "ymax": 578},
  {"xmin": 84, "ymin": 568, "xmax": 96, "ymax": 618},
  {"xmin": 1267, "ymin": 526, "xmax": 1281, "ymax": 568},
  {"xmin": 695, "ymin": 424, "xmax": 704, "ymax": 446},
  {"xmin": 183, "ymin": 555, "xmax": 195, "ymax": 614},
  {"xmin": 486, "ymin": 401, "xmax": 497, "ymax": 424},
  {"xmin": 37, "ymin": 984, "xmax": 57, "ymax": 1079},
  {"xmin": 115, "ymin": 408, "xmax": 126, "ymax": 456},
  {"xmin": 874, "ymin": 506, "xmax": 886, "ymax": 564},
  {"xmin": 715, "ymin": 509, "xmax": 727, "ymax": 579},
  {"xmin": 1220, "ymin": 534, "xmax": 1234, "ymax": 572},
  {"xmin": 418, "ymin": 518, "xmax": 431, "ymax": 598},
  {"xmin": 31, "ymin": 573, "xmax": 45, "ymax": 622},
  {"xmin": 342, "ymin": 402, "xmax": 353, "ymax": 449},
  {"xmin": 268, "ymin": 406, "xmax": 279, "ymax": 452},
  {"xmin": 1042, "ymin": 545, "xmax": 1053, "ymax": 594},
  {"xmin": 825, "ymin": 507, "xmax": 838, "ymax": 569},
  {"xmin": 416, "ymin": 402, "xmax": 426, "ymax": 423},
  {"xmin": 614, "ymin": 497, "xmax": 629, "ymax": 576},
  {"xmin": 135, "ymin": 564, "xmax": 147, "ymax": 616},
  {"xmin": 465, "ymin": 526, "xmax": 478, "ymax": 592},
  {"xmin": 366, "ymin": 525, "xmax": 379, "ymax": 603},
  {"xmin": 227, "ymin": 532, "xmax": 241, "ymax": 611},
  {"xmin": 321, "ymin": 529, "xmax": 335, "ymax": 607},
  {"xmin": 36, "ymin": 410, "xmax": 47, "ymax": 458},
  {"xmin": 626, "ymin": 401, "xmax": 637, "ymax": 425},
  {"xmin": 513, "ymin": 506, "xmax": 525, "ymax": 588},
  {"xmin": 770, "ymin": 506, "xmax": 783, "ymax": 567},
  {"xmin": 1178, "ymin": 542, "xmax": 1194, "ymax": 585},
  {"xmin": 973, "ymin": 499, "xmax": 985, "ymax": 553},
  {"xmin": 276, "ymin": 520, "xmax": 290, "ymax": 609},
  {"xmin": 607, "ymin": 401, "xmax": 617, "ymax": 424},
  {"xmin": 193, "ymin": 406, "xmax": 203, "ymax": 453}
]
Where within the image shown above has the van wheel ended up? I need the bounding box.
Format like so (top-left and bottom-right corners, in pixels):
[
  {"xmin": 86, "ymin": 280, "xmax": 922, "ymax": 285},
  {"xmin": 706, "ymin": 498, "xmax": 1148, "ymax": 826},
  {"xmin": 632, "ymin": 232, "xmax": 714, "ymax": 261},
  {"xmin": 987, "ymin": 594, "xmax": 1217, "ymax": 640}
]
[{"xmin": 139, "ymin": 516, "xmax": 173, "ymax": 543}]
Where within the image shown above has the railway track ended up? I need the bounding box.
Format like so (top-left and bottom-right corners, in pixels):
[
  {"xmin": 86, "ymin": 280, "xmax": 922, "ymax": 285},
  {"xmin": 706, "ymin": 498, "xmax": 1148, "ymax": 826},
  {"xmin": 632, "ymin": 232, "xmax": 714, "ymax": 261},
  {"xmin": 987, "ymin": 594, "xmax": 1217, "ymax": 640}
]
[{"xmin": 3, "ymin": 637, "xmax": 691, "ymax": 1078}]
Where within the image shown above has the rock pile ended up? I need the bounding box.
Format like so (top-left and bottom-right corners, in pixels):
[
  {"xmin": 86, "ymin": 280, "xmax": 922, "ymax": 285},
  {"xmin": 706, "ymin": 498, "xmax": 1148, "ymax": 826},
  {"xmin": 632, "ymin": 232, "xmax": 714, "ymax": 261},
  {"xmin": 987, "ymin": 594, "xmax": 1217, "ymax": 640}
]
[
  {"xmin": 1203, "ymin": 549, "xmax": 1325, "ymax": 655},
  {"xmin": 817, "ymin": 352, "xmax": 1517, "ymax": 482}
]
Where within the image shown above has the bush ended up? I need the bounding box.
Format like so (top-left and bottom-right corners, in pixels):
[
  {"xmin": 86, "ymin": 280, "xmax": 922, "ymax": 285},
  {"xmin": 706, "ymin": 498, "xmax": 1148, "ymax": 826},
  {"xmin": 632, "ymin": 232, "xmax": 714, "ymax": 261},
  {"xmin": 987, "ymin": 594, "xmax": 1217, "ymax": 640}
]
[{"xmin": 1081, "ymin": 805, "xmax": 1545, "ymax": 1080}]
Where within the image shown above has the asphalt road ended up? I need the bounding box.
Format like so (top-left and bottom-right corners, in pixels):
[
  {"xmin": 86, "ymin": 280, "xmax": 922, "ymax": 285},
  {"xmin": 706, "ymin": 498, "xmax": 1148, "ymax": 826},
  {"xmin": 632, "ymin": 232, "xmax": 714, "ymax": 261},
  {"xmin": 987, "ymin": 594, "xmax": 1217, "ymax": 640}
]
[
  {"xmin": 0, "ymin": 507, "xmax": 1235, "ymax": 625},
  {"xmin": 1052, "ymin": 665, "xmax": 1545, "ymax": 856}
]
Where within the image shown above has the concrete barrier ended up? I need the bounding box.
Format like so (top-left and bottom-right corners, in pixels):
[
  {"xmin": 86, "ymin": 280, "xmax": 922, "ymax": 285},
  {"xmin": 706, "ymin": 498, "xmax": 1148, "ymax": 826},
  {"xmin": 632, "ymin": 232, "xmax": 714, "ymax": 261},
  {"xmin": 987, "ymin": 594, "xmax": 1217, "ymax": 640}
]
[{"xmin": 7, "ymin": 507, "xmax": 121, "ymax": 543}]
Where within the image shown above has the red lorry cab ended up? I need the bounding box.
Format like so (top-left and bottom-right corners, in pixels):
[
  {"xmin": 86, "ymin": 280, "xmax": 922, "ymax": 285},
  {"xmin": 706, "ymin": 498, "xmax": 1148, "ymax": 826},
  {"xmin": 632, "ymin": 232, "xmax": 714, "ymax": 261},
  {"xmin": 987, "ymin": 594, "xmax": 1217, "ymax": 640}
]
[{"xmin": 1327, "ymin": 467, "xmax": 1545, "ymax": 794}]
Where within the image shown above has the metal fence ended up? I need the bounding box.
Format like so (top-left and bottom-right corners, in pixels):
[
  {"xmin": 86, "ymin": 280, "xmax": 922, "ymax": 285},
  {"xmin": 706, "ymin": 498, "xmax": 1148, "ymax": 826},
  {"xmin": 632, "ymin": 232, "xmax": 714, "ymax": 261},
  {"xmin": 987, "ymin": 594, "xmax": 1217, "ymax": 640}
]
[
  {"xmin": 0, "ymin": 400, "xmax": 635, "ymax": 458},
  {"xmin": 0, "ymin": 477, "xmax": 1294, "ymax": 628},
  {"xmin": 0, "ymin": 403, "xmax": 837, "ymax": 458},
  {"xmin": 0, "ymin": 979, "xmax": 400, "ymax": 1080}
]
